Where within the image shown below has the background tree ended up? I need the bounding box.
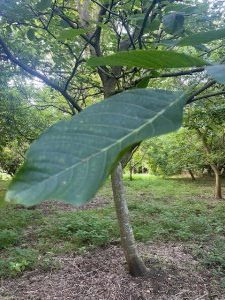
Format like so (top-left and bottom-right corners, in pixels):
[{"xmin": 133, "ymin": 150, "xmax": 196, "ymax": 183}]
[
  {"xmin": 185, "ymin": 99, "xmax": 225, "ymax": 198},
  {"xmin": 147, "ymin": 129, "xmax": 204, "ymax": 179},
  {"xmin": 0, "ymin": 79, "xmax": 66, "ymax": 174}
]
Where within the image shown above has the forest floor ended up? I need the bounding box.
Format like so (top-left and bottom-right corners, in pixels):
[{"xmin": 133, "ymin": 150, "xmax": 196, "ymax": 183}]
[{"xmin": 0, "ymin": 175, "xmax": 225, "ymax": 299}]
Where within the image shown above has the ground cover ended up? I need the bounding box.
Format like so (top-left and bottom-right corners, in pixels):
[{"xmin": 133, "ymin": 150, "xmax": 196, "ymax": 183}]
[{"xmin": 0, "ymin": 175, "xmax": 225, "ymax": 299}]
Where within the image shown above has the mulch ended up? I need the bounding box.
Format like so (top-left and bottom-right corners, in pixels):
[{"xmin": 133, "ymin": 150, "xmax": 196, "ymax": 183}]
[{"xmin": 0, "ymin": 242, "xmax": 223, "ymax": 300}]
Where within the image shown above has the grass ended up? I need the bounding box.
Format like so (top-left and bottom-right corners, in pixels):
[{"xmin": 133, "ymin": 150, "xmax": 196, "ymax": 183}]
[
  {"xmin": 0, "ymin": 174, "xmax": 225, "ymax": 282},
  {"xmin": 0, "ymin": 177, "xmax": 9, "ymax": 207}
]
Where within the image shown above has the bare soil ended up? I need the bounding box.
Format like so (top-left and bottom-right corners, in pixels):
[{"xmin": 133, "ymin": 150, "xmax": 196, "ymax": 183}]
[
  {"xmin": 36, "ymin": 195, "xmax": 113, "ymax": 214},
  {"xmin": 0, "ymin": 242, "xmax": 223, "ymax": 300}
]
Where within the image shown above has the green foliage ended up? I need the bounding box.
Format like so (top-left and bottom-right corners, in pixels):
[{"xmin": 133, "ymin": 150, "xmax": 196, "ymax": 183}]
[
  {"xmin": 6, "ymin": 89, "xmax": 186, "ymax": 206},
  {"xmin": 1, "ymin": 176, "xmax": 225, "ymax": 279},
  {"xmin": 185, "ymin": 100, "xmax": 225, "ymax": 170},
  {"xmin": 2, "ymin": 0, "xmax": 225, "ymax": 209},
  {"xmin": 178, "ymin": 28, "xmax": 225, "ymax": 46},
  {"xmin": 0, "ymin": 205, "xmax": 40, "ymax": 230},
  {"xmin": 0, "ymin": 141, "xmax": 25, "ymax": 175},
  {"xmin": 0, "ymin": 83, "xmax": 65, "ymax": 175},
  {"xmin": 146, "ymin": 129, "xmax": 204, "ymax": 176},
  {"xmin": 0, "ymin": 229, "xmax": 19, "ymax": 249},
  {"xmin": 87, "ymin": 50, "xmax": 207, "ymax": 69},
  {"xmin": 36, "ymin": 0, "xmax": 52, "ymax": 11},
  {"xmin": 191, "ymin": 238, "xmax": 225, "ymax": 283},
  {"xmin": 39, "ymin": 211, "xmax": 118, "ymax": 251},
  {"xmin": 0, "ymin": 248, "xmax": 58, "ymax": 278}
]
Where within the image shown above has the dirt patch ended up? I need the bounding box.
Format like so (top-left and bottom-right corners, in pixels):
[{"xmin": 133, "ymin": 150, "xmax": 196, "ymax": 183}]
[
  {"xmin": 0, "ymin": 243, "xmax": 223, "ymax": 300},
  {"xmin": 35, "ymin": 195, "xmax": 113, "ymax": 215}
]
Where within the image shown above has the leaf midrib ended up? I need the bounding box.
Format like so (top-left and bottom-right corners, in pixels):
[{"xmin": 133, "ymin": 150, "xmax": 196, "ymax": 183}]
[{"xmin": 15, "ymin": 93, "xmax": 183, "ymax": 198}]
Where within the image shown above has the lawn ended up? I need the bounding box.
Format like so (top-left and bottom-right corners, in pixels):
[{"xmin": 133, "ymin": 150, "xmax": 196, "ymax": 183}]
[{"xmin": 0, "ymin": 174, "xmax": 225, "ymax": 298}]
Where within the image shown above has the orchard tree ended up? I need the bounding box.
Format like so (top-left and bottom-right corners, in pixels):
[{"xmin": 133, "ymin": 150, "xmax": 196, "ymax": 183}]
[
  {"xmin": 1, "ymin": 0, "xmax": 225, "ymax": 276},
  {"xmin": 147, "ymin": 129, "xmax": 204, "ymax": 179},
  {"xmin": 0, "ymin": 78, "xmax": 66, "ymax": 174},
  {"xmin": 185, "ymin": 99, "xmax": 225, "ymax": 198}
]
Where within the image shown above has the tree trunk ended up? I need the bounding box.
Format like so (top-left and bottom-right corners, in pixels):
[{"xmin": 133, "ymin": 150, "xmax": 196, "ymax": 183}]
[
  {"xmin": 215, "ymin": 172, "xmax": 222, "ymax": 199},
  {"xmin": 211, "ymin": 165, "xmax": 222, "ymax": 199},
  {"xmin": 129, "ymin": 161, "xmax": 133, "ymax": 181},
  {"xmin": 100, "ymin": 38, "xmax": 148, "ymax": 277},
  {"xmin": 188, "ymin": 169, "xmax": 196, "ymax": 181},
  {"xmin": 195, "ymin": 129, "xmax": 223, "ymax": 199},
  {"xmin": 111, "ymin": 163, "xmax": 149, "ymax": 276}
]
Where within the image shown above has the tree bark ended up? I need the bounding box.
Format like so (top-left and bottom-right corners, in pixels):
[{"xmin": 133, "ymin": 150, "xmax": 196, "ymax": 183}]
[
  {"xmin": 195, "ymin": 128, "xmax": 223, "ymax": 199},
  {"xmin": 111, "ymin": 163, "xmax": 149, "ymax": 276},
  {"xmin": 188, "ymin": 169, "xmax": 196, "ymax": 181},
  {"xmin": 129, "ymin": 161, "xmax": 133, "ymax": 181},
  {"xmin": 211, "ymin": 165, "xmax": 222, "ymax": 199}
]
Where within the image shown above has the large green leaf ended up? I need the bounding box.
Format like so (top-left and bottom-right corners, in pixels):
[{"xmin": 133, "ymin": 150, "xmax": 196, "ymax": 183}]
[
  {"xmin": 177, "ymin": 28, "xmax": 225, "ymax": 46},
  {"xmin": 87, "ymin": 50, "xmax": 206, "ymax": 69},
  {"xmin": 6, "ymin": 89, "xmax": 186, "ymax": 206},
  {"xmin": 206, "ymin": 64, "xmax": 225, "ymax": 84}
]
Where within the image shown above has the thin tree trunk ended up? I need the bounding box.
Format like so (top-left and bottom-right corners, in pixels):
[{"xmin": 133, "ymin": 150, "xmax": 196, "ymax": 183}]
[
  {"xmin": 101, "ymin": 35, "xmax": 148, "ymax": 276},
  {"xmin": 215, "ymin": 172, "xmax": 222, "ymax": 199},
  {"xmin": 188, "ymin": 169, "xmax": 196, "ymax": 181},
  {"xmin": 111, "ymin": 163, "xmax": 149, "ymax": 276},
  {"xmin": 195, "ymin": 128, "xmax": 223, "ymax": 199},
  {"xmin": 129, "ymin": 161, "xmax": 133, "ymax": 181},
  {"xmin": 211, "ymin": 165, "xmax": 222, "ymax": 199}
]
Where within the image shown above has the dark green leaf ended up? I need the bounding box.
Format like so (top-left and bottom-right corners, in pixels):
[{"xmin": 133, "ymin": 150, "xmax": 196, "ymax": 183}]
[
  {"xmin": 6, "ymin": 89, "xmax": 186, "ymax": 206},
  {"xmin": 177, "ymin": 28, "xmax": 225, "ymax": 46},
  {"xmin": 136, "ymin": 77, "xmax": 150, "ymax": 88},
  {"xmin": 163, "ymin": 13, "xmax": 184, "ymax": 35},
  {"xmin": 36, "ymin": 0, "xmax": 51, "ymax": 11},
  {"xmin": 206, "ymin": 64, "xmax": 225, "ymax": 84},
  {"xmin": 27, "ymin": 29, "xmax": 36, "ymax": 41},
  {"xmin": 87, "ymin": 50, "xmax": 207, "ymax": 69}
]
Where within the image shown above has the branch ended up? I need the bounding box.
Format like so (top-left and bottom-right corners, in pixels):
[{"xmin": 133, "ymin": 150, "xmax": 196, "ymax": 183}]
[
  {"xmin": 53, "ymin": 8, "xmax": 96, "ymax": 48},
  {"xmin": 193, "ymin": 90, "xmax": 225, "ymax": 101},
  {"xmin": 186, "ymin": 80, "xmax": 217, "ymax": 104},
  {"xmin": 137, "ymin": 0, "xmax": 158, "ymax": 48},
  {"xmin": 159, "ymin": 67, "xmax": 205, "ymax": 78},
  {"xmin": 132, "ymin": 67, "xmax": 205, "ymax": 87},
  {"xmin": 0, "ymin": 37, "xmax": 82, "ymax": 112}
]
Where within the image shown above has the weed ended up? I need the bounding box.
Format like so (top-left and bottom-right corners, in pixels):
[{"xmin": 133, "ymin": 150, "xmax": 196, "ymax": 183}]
[
  {"xmin": 0, "ymin": 229, "xmax": 19, "ymax": 249},
  {"xmin": 0, "ymin": 248, "xmax": 59, "ymax": 278}
]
